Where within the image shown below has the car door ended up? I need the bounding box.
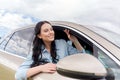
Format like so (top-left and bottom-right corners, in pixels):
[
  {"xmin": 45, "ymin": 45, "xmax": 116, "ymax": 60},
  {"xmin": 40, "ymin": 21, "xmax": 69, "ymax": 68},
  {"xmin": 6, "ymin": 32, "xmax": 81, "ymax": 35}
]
[{"xmin": 0, "ymin": 27, "xmax": 34, "ymax": 80}]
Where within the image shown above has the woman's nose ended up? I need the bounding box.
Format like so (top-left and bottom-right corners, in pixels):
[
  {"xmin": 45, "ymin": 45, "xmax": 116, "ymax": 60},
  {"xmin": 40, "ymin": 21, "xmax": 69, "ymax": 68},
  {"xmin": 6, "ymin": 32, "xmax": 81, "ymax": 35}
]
[{"xmin": 49, "ymin": 30, "xmax": 54, "ymax": 34}]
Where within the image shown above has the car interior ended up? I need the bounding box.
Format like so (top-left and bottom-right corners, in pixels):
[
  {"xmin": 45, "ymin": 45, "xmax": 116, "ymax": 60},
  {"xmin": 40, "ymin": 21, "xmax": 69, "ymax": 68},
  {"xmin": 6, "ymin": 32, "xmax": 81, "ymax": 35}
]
[{"xmin": 53, "ymin": 26, "xmax": 93, "ymax": 55}]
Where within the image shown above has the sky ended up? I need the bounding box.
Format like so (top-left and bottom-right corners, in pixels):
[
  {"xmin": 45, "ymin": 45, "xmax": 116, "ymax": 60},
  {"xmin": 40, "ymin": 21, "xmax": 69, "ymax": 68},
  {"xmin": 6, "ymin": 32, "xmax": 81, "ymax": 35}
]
[{"xmin": 0, "ymin": 0, "xmax": 120, "ymax": 36}]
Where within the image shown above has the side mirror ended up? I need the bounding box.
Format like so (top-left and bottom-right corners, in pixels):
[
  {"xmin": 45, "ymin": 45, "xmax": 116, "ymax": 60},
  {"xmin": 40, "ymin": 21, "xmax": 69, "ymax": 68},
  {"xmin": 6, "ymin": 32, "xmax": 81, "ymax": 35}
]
[{"xmin": 57, "ymin": 54, "xmax": 107, "ymax": 79}]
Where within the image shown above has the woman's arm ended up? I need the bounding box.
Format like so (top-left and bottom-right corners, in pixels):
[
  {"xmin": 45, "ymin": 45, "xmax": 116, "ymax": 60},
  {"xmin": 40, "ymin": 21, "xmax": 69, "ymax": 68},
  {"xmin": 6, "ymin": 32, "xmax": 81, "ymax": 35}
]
[
  {"xmin": 71, "ymin": 36, "xmax": 84, "ymax": 51},
  {"xmin": 15, "ymin": 53, "xmax": 56, "ymax": 80},
  {"xmin": 64, "ymin": 29, "xmax": 84, "ymax": 51},
  {"xmin": 26, "ymin": 63, "xmax": 56, "ymax": 78}
]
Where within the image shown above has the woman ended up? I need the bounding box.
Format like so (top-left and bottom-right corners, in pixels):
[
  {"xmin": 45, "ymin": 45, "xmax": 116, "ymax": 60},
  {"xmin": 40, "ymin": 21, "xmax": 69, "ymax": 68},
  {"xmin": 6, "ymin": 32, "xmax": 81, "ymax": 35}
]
[{"xmin": 15, "ymin": 21, "xmax": 85, "ymax": 80}]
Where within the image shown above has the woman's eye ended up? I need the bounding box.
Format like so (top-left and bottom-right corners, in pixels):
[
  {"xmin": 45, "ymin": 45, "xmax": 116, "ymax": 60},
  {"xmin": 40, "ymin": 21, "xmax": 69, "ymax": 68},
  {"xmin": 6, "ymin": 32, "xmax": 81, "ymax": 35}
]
[
  {"xmin": 44, "ymin": 29, "xmax": 48, "ymax": 32},
  {"xmin": 44, "ymin": 28, "xmax": 53, "ymax": 32}
]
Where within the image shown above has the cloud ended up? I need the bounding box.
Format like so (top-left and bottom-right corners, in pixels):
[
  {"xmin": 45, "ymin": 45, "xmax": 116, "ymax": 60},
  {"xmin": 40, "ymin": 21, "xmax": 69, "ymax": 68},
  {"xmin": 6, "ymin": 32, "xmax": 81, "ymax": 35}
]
[
  {"xmin": 0, "ymin": 0, "xmax": 120, "ymax": 34},
  {"xmin": 0, "ymin": 0, "xmax": 101, "ymax": 21},
  {"xmin": 0, "ymin": 10, "xmax": 35, "ymax": 29},
  {"xmin": 0, "ymin": 0, "xmax": 119, "ymax": 21},
  {"xmin": 22, "ymin": 0, "xmax": 101, "ymax": 21}
]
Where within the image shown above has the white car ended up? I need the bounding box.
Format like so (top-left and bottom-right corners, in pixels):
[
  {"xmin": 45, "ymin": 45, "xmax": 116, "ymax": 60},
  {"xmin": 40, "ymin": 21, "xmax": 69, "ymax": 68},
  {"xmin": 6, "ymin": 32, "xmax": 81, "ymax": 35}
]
[{"xmin": 0, "ymin": 21, "xmax": 120, "ymax": 80}]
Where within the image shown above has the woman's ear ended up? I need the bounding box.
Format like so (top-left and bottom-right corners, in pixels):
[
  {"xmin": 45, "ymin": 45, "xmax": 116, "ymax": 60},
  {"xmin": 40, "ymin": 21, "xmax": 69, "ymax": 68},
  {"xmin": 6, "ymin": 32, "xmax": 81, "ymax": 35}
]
[{"xmin": 37, "ymin": 34, "xmax": 41, "ymax": 39}]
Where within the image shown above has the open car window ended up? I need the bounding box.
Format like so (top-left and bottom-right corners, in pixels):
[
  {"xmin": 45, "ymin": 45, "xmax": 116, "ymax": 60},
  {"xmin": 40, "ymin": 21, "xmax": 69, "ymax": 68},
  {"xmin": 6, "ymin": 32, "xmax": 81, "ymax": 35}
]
[{"xmin": 53, "ymin": 25, "xmax": 93, "ymax": 55}]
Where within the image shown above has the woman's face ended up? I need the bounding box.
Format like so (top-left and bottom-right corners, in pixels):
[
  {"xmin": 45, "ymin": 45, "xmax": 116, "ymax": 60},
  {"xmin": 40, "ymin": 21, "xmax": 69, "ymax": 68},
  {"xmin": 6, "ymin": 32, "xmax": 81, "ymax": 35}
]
[{"xmin": 38, "ymin": 23, "xmax": 55, "ymax": 42}]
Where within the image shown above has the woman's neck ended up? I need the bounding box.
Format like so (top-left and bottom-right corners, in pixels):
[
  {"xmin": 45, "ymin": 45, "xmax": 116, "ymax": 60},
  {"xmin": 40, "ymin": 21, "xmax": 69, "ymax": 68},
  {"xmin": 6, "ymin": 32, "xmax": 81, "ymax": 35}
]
[{"xmin": 44, "ymin": 41, "xmax": 51, "ymax": 53}]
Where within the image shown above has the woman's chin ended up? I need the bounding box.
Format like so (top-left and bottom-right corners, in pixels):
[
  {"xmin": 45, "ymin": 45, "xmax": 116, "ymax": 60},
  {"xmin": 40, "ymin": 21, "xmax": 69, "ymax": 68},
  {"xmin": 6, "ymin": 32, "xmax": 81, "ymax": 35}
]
[{"xmin": 49, "ymin": 38, "xmax": 54, "ymax": 41}]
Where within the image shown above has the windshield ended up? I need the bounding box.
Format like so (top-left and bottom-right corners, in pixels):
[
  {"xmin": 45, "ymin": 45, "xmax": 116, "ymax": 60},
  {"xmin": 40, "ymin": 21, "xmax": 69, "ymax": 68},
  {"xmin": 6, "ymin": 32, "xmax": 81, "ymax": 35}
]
[{"xmin": 84, "ymin": 25, "xmax": 120, "ymax": 48}]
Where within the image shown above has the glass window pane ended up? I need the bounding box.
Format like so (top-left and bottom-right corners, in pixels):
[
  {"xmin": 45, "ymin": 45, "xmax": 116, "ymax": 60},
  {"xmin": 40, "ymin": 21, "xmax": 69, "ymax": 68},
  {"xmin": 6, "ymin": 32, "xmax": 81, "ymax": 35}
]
[
  {"xmin": 98, "ymin": 49, "xmax": 119, "ymax": 69},
  {"xmin": 5, "ymin": 27, "xmax": 34, "ymax": 57},
  {"xmin": 0, "ymin": 34, "xmax": 12, "ymax": 50},
  {"xmin": 97, "ymin": 49, "xmax": 120, "ymax": 79}
]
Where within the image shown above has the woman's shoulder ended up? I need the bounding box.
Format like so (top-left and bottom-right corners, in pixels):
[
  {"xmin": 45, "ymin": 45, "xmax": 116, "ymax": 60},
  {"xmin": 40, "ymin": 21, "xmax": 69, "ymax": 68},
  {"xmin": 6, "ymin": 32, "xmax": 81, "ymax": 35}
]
[
  {"xmin": 55, "ymin": 39, "xmax": 67, "ymax": 49},
  {"xmin": 55, "ymin": 39, "xmax": 72, "ymax": 45},
  {"xmin": 55, "ymin": 39, "xmax": 67, "ymax": 46},
  {"xmin": 55, "ymin": 39, "xmax": 66, "ymax": 43}
]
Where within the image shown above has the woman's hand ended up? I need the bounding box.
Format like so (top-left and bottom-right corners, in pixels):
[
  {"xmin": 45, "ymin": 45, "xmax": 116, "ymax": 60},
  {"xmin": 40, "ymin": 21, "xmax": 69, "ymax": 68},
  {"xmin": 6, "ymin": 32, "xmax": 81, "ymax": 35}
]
[
  {"xmin": 64, "ymin": 29, "xmax": 84, "ymax": 51},
  {"xmin": 40, "ymin": 63, "xmax": 56, "ymax": 73},
  {"xmin": 64, "ymin": 29, "xmax": 77, "ymax": 42}
]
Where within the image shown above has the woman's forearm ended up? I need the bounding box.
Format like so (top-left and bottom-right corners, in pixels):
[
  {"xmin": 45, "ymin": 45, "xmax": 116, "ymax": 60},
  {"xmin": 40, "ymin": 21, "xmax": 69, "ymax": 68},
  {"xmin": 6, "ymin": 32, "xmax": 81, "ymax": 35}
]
[
  {"xmin": 26, "ymin": 63, "xmax": 56, "ymax": 78},
  {"xmin": 26, "ymin": 65, "xmax": 43, "ymax": 78},
  {"xmin": 73, "ymin": 39, "xmax": 84, "ymax": 51}
]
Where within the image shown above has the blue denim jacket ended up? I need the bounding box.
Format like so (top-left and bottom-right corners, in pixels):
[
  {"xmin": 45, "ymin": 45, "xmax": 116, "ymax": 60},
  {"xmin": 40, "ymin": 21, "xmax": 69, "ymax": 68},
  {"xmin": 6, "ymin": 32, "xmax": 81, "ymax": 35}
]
[{"xmin": 15, "ymin": 39, "xmax": 85, "ymax": 80}]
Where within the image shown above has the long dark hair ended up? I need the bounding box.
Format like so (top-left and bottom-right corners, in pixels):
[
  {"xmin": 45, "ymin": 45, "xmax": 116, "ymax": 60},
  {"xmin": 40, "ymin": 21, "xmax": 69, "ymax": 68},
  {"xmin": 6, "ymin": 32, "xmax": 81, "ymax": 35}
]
[{"xmin": 31, "ymin": 21, "xmax": 57, "ymax": 67}]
